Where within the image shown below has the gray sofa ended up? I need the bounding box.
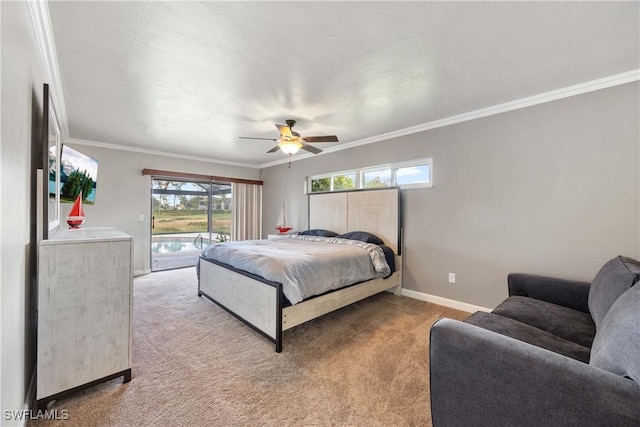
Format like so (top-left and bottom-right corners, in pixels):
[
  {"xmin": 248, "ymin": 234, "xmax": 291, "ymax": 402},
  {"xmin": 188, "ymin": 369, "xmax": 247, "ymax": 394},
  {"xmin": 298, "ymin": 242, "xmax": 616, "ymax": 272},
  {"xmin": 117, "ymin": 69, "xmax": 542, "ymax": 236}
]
[{"xmin": 429, "ymin": 256, "xmax": 640, "ymax": 427}]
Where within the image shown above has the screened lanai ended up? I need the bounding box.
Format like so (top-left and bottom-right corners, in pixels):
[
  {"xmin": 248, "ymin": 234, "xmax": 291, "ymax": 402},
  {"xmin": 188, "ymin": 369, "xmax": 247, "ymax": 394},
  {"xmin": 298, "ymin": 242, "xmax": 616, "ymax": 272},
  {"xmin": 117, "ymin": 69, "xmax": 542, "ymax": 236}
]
[{"xmin": 151, "ymin": 179, "xmax": 232, "ymax": 271}]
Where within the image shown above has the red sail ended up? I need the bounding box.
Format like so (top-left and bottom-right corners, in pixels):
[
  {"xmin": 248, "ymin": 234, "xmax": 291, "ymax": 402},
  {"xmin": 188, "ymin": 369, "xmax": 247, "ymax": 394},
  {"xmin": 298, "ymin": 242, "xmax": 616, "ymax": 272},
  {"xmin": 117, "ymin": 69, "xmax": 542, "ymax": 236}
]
[
  {"xmin": 69, "ymin": 192, "xmax": 84, "ymax": 216},
  {"xmin": 67, "ymin": 191, "xmax": 85, "ymax": 228}
]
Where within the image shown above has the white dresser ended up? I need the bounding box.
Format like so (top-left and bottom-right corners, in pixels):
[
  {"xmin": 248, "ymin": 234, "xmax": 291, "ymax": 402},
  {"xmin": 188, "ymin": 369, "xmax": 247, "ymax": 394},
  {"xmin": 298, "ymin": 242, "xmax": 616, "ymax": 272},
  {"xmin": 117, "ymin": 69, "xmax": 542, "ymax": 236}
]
[{"xmin": 37, "ymin": 227, "xmax": 133, "ymax": 408}]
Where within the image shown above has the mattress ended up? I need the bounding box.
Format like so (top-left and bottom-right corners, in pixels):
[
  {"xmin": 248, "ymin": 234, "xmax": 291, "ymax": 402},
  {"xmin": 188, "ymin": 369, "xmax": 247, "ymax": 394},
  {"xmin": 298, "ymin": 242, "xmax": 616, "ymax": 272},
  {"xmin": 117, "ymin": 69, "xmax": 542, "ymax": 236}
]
[{"xmin": 200, "ymin": 235, "xmax": 392, "ymax": 304}]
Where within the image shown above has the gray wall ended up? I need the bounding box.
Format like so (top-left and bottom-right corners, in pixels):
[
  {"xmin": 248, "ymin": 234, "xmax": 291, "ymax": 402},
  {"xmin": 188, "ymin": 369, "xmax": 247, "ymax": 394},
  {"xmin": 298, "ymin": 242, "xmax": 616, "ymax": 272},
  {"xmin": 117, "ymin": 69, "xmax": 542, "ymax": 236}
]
[
  {"xmin": 261, "ymin": 82, "xmax": 640, "ymax": 309},
  {"xmin": 0, "ymin": 1, "xmax": 47, "ymax": 421},
  {"xmin": 58, "ymin": 146, "xmax": 260, "ymax": 274}
]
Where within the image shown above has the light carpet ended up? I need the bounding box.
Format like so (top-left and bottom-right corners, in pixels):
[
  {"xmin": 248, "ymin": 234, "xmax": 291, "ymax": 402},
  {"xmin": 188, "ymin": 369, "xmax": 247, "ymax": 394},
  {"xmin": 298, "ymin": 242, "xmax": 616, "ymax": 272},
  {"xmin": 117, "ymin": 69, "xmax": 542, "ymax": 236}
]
[{"xmin": 30, "ymin": 268, "xmax": 468, "ymax": 426}]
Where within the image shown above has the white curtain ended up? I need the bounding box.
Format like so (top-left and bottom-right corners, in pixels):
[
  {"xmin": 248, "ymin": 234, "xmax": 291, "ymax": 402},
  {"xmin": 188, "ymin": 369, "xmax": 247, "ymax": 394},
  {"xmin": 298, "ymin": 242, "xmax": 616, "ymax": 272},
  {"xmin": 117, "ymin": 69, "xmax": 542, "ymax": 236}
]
[{"xmin": 231, "ymin": 183, "xmax": 262, "ymax": 241}]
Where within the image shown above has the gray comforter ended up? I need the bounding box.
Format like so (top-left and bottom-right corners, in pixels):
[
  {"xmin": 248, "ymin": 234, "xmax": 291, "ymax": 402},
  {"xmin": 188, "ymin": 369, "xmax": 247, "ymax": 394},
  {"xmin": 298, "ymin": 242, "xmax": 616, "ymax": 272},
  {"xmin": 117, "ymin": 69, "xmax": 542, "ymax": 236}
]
[{"xmin": 200, "ymin": 235, "xmax": 391, "ymax": 305}]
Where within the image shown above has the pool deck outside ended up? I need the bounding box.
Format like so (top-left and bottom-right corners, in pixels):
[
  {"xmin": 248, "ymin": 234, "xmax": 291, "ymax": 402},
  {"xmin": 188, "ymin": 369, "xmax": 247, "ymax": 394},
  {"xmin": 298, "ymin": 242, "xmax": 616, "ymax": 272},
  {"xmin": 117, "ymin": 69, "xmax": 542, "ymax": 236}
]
[
  {"xmin": 152, "ymin": 231, "xmax": 231, "ymax": 242},
  {"xmin": 151, "ymin": 232, "xmax": 229, "ymax": 271}
]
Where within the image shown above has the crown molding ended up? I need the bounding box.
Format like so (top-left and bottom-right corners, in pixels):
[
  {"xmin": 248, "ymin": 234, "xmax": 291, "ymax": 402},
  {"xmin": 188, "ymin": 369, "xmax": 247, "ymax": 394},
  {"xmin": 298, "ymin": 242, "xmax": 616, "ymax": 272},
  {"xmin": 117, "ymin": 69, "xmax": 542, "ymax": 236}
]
[
  {"xmin": 28, "ymin": 0, "xmax": 70, "ymax": 139},
  {"xmin": 259, "ymin": 69, "xmax": 640, "ymax": 169},
  {"xmin": 66, "ymin": 138, "xmax": 260, "ymax": 169}
]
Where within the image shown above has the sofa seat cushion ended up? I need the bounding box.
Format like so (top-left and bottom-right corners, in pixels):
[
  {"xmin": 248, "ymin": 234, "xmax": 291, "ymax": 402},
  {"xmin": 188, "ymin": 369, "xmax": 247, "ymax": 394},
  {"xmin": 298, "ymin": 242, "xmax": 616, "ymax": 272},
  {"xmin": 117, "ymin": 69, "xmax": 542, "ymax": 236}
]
[
  {"xmin": 465, "ymin": 311, "xmax": 592, "ymax": 363},
  {"xmin": 492, "ymin": 296, "xmax": 596, "ymax": 348}
]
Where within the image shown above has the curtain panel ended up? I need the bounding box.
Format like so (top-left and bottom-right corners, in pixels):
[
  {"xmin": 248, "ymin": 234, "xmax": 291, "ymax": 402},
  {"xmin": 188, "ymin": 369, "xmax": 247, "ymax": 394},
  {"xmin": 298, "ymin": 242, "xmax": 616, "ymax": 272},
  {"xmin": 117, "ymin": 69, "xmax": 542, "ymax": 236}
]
[{"xmin": 232, "ymin": 183, "xmax": 262, "ymax": 241}]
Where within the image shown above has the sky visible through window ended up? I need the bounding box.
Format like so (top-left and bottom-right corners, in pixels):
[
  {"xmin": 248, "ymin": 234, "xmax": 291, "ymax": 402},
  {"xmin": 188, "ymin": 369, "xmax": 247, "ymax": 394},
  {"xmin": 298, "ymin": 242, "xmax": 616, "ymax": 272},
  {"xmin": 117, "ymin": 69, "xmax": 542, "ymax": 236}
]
[{"xmin": 395, "ymin": 165, "xmax": 430, "ymax": 185}]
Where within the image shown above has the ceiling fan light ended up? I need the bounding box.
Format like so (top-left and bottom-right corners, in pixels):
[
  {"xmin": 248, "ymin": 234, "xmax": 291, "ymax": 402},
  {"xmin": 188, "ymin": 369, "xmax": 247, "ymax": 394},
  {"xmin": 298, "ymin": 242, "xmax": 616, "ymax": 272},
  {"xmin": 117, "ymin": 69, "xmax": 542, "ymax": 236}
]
[{"xmin": 279, "ymin": 140, "xmax": 302, "ymax": 154}]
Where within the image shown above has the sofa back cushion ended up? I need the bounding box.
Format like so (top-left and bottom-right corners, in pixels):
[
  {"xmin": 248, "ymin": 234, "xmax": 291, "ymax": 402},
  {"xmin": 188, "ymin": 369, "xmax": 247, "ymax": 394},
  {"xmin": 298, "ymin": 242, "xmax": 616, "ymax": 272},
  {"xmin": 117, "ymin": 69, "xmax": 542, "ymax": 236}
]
[
  {"xmin": 588, "ymin": 256, "xmax": 640, "ymax": 327},
  {"xmin": 589, "ymin": 283, "xmax": 640, "ymax": 383}
]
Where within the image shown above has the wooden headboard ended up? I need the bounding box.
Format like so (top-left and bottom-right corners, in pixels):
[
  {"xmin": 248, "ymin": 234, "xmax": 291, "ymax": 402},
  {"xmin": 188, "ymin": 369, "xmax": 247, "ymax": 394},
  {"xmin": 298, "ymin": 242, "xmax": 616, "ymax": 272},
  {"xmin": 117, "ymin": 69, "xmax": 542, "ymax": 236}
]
[{"xmin": 308, "ymin": 187, "xmax": 401, "ymax": 254}]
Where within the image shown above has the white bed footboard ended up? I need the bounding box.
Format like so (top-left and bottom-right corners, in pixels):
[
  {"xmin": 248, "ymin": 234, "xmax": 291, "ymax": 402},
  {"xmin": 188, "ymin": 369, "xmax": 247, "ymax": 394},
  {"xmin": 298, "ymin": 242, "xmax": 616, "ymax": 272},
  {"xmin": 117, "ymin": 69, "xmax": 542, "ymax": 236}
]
[{"xmin": 199, "ymin": 259, "xmax": 282, "ymax": 349}]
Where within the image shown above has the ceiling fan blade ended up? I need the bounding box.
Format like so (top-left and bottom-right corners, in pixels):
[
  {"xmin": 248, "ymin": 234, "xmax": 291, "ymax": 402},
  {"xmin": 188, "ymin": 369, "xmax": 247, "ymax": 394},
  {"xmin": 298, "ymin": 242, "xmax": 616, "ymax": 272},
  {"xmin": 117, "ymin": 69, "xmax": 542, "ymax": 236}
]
[
  {"xmin": 276, "ymin": 124, "xmax": 293, "ymax": 138},
  {"xmin": 267, "ymin": 145, "xmax": 281, "ymax": 153},
  {"xmin": 302, "ymin": 135, "xmax": 339, "ymax": 143},
  {"xmin": 300, "ymin": 144, "xmax": 322, "ymax": 154},
  {"xmin": 239, "ymin": 136, "xmax": 277, "ymax": 141}
]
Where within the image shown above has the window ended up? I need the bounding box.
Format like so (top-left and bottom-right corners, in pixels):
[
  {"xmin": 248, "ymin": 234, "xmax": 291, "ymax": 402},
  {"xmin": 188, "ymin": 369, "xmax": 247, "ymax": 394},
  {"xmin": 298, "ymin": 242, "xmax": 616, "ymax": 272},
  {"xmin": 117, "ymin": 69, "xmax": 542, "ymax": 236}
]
[
  {"xmin": 395, "ymin": 163, "xmax": 431, "ymax": 188},
  {"xmin": 310, "ymin": 176, "xmax": 331, "ymax": 192},
  {"xmin": 309, "ymin": 171, "xmax": 356, "ymax": 193},
  {"xmin": 307, "ymin": 158, "xmax": 432, "ymax": 193},
  {"xmin": 332, "ymin": 172, "xmax": 356, "ymax": 190},
  {"xmin": 362, "ymin": 168, "xmax": 391, "ymax": 188}
]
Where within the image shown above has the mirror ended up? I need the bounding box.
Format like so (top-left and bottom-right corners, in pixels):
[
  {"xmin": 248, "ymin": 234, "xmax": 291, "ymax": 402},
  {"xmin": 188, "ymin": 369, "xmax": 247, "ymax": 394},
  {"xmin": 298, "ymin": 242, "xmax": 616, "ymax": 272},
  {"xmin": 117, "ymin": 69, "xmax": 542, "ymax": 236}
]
[{"xmin": 43, "ymin": 83, "xmax": 61, "ymax": 238}]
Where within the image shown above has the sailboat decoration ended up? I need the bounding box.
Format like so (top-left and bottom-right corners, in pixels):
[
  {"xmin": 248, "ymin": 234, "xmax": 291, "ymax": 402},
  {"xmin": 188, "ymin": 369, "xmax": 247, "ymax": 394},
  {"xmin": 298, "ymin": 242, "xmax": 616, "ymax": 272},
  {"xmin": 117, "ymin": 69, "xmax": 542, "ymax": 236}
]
[
  {"xmin": 275, "ymin": 202, "xmax": 293, "ymax": 234},
  {"xmin": 66, "ymin": 191, "xmax": 85, "ymax": 228}
]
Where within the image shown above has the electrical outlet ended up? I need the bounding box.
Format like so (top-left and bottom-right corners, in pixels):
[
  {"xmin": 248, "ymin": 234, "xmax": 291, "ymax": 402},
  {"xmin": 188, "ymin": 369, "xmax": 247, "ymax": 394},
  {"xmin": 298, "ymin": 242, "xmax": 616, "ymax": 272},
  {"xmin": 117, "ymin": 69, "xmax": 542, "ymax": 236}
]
[
  {"xmin": 139, "ymin": 214, "xmax": 144, "ymax": 222},
  {"xmin": 448, "ymin": 272, "xmax": 456, "ymax": 284}
]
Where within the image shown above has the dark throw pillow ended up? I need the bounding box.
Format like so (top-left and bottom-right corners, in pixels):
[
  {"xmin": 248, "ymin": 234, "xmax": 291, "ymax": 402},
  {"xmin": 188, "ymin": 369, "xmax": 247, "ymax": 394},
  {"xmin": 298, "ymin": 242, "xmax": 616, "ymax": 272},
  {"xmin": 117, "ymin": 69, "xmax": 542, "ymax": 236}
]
[
  {"xmin": 298, "ymin": 229, "xmax": 338, "ymax": 237},
  {"xmin": 588, "ymin": 256, "xmax": 640, "ymax": 327},
  {"xmin": 337, "ymin": 231, "xmax": 384, "ymax": 245},
  {"xmin": 589, "ymin": 283, "xmax": 640, "ymax": 383}
]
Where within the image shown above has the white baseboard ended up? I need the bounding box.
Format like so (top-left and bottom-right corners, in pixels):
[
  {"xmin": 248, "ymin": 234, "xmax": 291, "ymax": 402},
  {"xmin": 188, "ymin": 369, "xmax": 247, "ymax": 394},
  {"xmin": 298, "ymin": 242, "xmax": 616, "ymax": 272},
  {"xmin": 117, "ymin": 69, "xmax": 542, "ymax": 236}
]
[
  {"xmin": 402, "ymin": 288, "xmax": 492, "ymax": 313},
  {"xmin": 134, "ymin": 269, "xmax": 151, "ymax": 276}
]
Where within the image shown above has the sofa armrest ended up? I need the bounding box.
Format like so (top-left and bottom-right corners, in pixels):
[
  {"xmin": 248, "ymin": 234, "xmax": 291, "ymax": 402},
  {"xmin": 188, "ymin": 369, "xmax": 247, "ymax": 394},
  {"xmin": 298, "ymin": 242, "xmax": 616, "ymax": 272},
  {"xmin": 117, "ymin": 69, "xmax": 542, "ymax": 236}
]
[
  {"xmin": 429, "ymin": 318, "xmax": 640, "ymax": 427},
  {"xmin": 508, "ymin": 273, "xmax": 591, "ymax": 313}
]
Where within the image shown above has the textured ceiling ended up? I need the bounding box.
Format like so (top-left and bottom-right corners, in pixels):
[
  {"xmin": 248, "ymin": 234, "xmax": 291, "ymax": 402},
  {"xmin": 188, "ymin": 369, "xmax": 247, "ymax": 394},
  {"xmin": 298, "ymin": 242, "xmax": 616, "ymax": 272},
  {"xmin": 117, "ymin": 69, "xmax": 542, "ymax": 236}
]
[{"xmin": 48, "ymin": 1, "xmax": 640, "ymax": 167}]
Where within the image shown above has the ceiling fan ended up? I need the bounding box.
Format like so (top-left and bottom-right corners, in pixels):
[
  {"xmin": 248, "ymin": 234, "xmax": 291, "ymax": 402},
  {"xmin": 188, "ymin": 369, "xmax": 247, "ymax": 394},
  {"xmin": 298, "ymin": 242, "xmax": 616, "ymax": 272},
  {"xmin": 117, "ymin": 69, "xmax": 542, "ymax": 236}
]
[{"xmin": 239, "ymin": 120, "xmax": 339, "ymax": 155}]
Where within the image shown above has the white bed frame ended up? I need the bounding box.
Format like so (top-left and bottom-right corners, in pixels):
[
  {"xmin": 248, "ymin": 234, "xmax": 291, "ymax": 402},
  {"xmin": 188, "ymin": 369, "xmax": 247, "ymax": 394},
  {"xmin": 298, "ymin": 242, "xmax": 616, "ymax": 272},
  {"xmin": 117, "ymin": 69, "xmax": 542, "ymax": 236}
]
[{"xmin": 198, "ymin": 187, "xmax": 402, "ymax": 352}]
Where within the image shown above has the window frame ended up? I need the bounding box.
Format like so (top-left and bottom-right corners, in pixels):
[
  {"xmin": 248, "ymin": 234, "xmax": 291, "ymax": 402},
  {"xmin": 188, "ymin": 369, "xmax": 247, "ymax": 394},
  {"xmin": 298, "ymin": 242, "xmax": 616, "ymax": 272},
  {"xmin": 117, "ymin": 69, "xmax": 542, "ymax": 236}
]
[
  {"xmin": 331, "ymin": 171, "xmax": 357, "ymax": 191},
  {"xmin": 360, "ymin": 166, "xmax": 392, "ymax": 189},
  {"xmin": 307, "ymin": 158, "xmax": 432, "ymax": 193},
  {"xmin": 393, "ymin": 159, "xmax": 433, "ymax": 189},
  {"xmin": 309, "ymin": 175, "xmax": 332, "ymax": 193}
]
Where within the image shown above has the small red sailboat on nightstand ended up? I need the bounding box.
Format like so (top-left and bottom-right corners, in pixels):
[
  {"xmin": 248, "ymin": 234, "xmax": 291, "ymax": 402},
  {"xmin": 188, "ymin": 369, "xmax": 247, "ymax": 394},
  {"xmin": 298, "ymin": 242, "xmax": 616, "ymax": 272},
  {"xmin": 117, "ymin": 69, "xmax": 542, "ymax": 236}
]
[
  {"xmin": 66, "ymin": 191, "xmax": 85, "ymax": 228},
  {"xmin": 275, "ymin": 202, "xmax": 292, "ymax": 234}
]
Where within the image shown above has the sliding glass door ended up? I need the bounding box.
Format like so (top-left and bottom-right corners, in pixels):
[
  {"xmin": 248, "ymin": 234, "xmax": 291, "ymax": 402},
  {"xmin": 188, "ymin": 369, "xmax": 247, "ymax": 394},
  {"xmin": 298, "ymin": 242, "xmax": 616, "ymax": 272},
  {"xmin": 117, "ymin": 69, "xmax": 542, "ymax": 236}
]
[{"xmin": 151, "ymin": 179, "xmax": 231, "ymax": 271}]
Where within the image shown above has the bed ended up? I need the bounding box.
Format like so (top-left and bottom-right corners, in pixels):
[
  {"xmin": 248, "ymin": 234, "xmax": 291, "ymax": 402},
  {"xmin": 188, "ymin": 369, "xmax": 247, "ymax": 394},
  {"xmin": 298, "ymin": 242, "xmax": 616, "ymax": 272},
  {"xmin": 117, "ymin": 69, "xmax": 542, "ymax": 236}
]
[{"xmin": 197, "ymin": 187, "xmax": 402, "ymax": 352}]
